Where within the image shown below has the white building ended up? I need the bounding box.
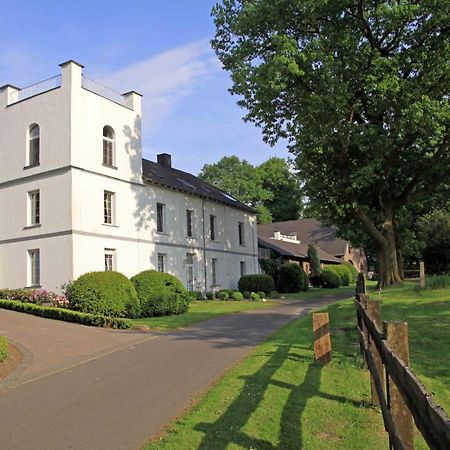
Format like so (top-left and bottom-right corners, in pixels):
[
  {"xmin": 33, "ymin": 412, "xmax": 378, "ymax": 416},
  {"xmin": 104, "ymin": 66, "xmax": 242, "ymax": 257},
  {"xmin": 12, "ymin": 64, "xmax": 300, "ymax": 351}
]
[{"xmin": 0, "ymin": 61, "xmax": 259, "ymax": 293}]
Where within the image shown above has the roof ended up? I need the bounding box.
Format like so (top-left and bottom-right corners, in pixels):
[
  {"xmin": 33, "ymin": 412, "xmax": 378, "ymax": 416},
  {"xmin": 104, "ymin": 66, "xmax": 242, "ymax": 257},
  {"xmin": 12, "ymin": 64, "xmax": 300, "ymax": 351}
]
[
  {"xmin": 258, "ymin": 235, "xmax": 341, "ymax": 263},
  {"xmin": 142, "ymin": 158, "xmax": 255, "ymax": 213},
  {"xmin": 258, "ymin": 218, "xmax": 347, "ymax": 256}
]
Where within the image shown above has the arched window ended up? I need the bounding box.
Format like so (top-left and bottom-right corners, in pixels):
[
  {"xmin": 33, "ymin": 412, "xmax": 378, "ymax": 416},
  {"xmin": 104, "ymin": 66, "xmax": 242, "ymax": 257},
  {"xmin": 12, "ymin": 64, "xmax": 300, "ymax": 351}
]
[
  {"xmin": 103, "ymin": 126, "xmax": 115, "ymax": 167},
  {"xmin": 29, "ymin": 124, "xmax": 40, "ymax": 166}
]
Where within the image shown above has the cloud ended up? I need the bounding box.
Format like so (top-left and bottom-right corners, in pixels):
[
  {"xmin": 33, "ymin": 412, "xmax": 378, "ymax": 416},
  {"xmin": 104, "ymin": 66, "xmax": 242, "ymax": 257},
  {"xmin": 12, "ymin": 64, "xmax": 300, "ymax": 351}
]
[{"xmin": 99, "ymin": 40, "xmax": 220, "ymax": 132}]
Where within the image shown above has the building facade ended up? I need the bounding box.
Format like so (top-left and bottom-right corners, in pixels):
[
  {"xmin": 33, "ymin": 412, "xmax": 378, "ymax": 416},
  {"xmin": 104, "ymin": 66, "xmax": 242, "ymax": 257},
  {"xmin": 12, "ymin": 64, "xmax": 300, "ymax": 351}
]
[{"xmin": 0, "ymin": 61, "xmax": 259, "ymax": 293}]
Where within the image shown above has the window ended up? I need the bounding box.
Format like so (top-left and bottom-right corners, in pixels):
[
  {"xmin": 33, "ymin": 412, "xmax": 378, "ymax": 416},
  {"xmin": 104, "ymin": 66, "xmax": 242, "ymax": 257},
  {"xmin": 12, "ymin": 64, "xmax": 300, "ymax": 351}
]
[
  {"xmin": 186, "ymin": 253, "xmax": 194, "ymax": 292},
  {"xmin": 186, "ymin": 209, "xmax": 193, "ymax": 237},
  {"xmin": 157, "ymin": 253, "xmax": 165, "ymax": 272},
  {"xmin": 28, "ymin": 249, "xmax": 40, "ymax": 286},
  {"xmin": 104, "ymin": 248, "xmax": 116, "ymax": 271},
  {"xmin": 103, "ymin": 126, "xmax": 115, "ymax": 167},
  {"xmin": 240, "ymin": 261, "xmax": 246, "ymax": 277},
  {"xmin": 210, "ymin": 215, "xmax": 216, "ymax": 241},
  {"xmin": 29, "ymin": 124, "xmax": 40, "ymax": 166},
  {"xmin": 212, "ymin": 258, "xmax": 218, "ymax": 285},
  {"xmin": 28, "ymin": 190, "xmax": 40, "ymax": 225},
  {"xmin": 238, "ymin": 222, "xmax": 245, "ymax": 246},
  {"xmin": 157, "ymin": 203, "xmax": 165, "ymax": 232},
  {"xmin": 104, "ymin": 191, "xmax": 115, "ymax": 224}
]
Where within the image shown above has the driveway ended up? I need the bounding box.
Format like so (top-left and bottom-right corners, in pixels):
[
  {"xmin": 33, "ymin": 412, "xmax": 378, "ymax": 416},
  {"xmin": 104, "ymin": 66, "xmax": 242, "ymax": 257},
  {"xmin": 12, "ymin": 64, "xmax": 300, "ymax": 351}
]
[{"xmin": 0, "ymin": 295, "xmax": 346, "ymax": 450}]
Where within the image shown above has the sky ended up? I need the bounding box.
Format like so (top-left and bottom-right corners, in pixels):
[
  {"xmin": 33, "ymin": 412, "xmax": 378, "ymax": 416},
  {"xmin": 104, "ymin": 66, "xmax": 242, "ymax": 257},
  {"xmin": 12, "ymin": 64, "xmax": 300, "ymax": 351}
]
[{"xmin": 0, "ymin": 0, "xmax": 289, "ymax": 174}]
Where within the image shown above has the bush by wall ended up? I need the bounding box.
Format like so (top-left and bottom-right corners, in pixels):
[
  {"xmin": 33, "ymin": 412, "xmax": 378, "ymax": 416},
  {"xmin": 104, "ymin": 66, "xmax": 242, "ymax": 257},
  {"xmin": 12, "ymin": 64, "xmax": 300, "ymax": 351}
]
[
  {"xmin": 325, "ymin": 265, "xmax": 350, "ymax": 286},
  {"xmin": 0, "ymin": 335, "xmax": 8, "ymax": 362},
  {"xmin": 257, "ymin": 291, "xmax": 266, "ymax": 299},
  {"xmin": 320, "ymin": 269, "xmax": 341, "ymax": 288},
  {"xmin": 238, "ymin": 274, "xmax": 275, "ymax": 295},
  {"xmin": 0, "ymin": 300, "xmax": 132, "ymax": 329},
  {"xmin": 216, "ymin": 291, "xmax": 229, "ymax": 300},
  {"xmin": 67, "ymin": 272, "xmax": 139, "ymax": 318},
  {"xmin": 250, "ymin": 292, "xmax": 261, "ymax": 301},
  {"xmin": 232, "ymin": 291, "xmax": 244, "ymax": 301},
  {"xmin": 260, "ymin": 258, "xmax": 281, "ymax": 285},
  {"xmin": 206, "ymin": 291, "xmax": 215, "ymax": 300},
  {"xmin": 344, "ymin": 262, "xmax": 358, "ymax": 284},
  {"xmin": 131, "ymin": 270, "xmax": 189, "ymax": 317},
  {"xmin": 278, "ymin": 263, "xmax": 308, "ymax": 293}
]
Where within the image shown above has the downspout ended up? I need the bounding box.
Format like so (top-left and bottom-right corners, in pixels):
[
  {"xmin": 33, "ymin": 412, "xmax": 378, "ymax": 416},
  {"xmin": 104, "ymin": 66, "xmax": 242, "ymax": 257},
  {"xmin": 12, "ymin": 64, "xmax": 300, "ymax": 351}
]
[
  {"xmin": 202, "ymin": 199, "xmax": 207, "ymax": 294},
  {"xmin": 252, "ymin": 216, "xmax": 258, "ymax": 273}
]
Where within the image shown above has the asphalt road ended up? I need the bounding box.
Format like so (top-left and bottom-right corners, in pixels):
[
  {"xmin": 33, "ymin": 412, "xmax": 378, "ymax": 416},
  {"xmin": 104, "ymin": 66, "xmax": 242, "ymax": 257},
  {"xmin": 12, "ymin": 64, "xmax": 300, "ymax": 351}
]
[{"xmin": 0, "ymin": 296, "xmax": 344, "ymax": 450}]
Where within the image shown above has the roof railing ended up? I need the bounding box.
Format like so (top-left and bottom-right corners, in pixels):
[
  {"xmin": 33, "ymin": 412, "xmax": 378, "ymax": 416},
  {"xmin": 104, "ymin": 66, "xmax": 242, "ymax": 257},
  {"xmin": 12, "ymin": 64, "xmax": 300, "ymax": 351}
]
[
  {"xmin": 9, "ymin": 74, "xmax": 62, "ymax": 104},
  {"xmin": 81, "ymin": 75, "xmax": 133, "ymax": 109}
]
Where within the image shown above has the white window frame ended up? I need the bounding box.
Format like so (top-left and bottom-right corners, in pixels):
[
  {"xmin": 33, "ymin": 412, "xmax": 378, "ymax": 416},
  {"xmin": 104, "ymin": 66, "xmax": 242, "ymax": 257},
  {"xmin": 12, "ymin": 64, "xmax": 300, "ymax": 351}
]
[
  {"xmin": 186, "ymin": 209, "xmax": 193, "ymax": 237},
  {"xmin": 238, "ymin": 222, "xmax": 245, "ymax": 246},
  {"xmin": 28, "ymin": 124, "xmax": 40, "ymax": 167},
  {"xmin": 212, "ymin": 258, "xmax": 218, "ymax": 286},
  {"xmin": 104, "ymin": 248, "xmax": 116, "ymax": 271},
  {"xmin": 157, "ymin": 253, "xmax": 166, "ymax": 273},
  {"xmin": 28, "ymin": 249, "xmax": 40, "ymax": 286},
  {"xmin": 28, "ymin": 189, "xmax": 40, "ymax": 226},
  {"xmin": 104, "ymin": 191, "xmax": 115, "ymax": 225},
  {"xmin": 102, "ymin": 126, "xmax": 115, "ymax": 167},
  {"xmin": 156, "ymin": 203, "xmax": 165, "ymax": 233},
  {"xmin": 210, "ymin": 215, "xmax": 216, "ymax": 241}
]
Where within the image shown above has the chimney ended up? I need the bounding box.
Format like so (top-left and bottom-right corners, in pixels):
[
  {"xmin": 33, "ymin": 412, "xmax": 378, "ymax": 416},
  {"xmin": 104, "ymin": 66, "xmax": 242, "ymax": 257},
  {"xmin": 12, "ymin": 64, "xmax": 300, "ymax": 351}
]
[{"xmin": 157, "ymin": 153, "xmax": 172, "ymax": 168}]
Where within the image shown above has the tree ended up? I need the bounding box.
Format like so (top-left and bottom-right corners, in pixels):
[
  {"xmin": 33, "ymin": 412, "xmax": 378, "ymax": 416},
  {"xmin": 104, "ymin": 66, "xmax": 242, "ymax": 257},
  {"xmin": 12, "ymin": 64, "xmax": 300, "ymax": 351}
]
[
  {"xmin": 256, "ymin": 157, "xmax": 304, "ymax": 221},
  {"xmin": 307, "ymin": 243, "xmax": 321, "ymax": 278},
  {"xmin": 212, "ymin": 0, "xmax": 450, "ymax": 287}
]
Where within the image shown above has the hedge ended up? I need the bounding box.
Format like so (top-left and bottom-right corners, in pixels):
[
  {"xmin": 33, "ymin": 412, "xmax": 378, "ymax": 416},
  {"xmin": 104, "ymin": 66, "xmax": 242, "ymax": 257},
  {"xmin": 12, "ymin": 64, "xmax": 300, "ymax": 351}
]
[
  {"xmin": 320, "ymin": 269, "xmax": 341, "ymax": 288},
  {"xmin": 68, "ymin": 271, "xmax": 139, "ymax": 318},
  {"xmin": 0, "ymin": 335, "xmax": 8, "ymax": 363},
  {"xmin": 238, "ymin": 274, "xmax": 275, "ymax": 295},
  {"xmin": 131, "ymin": 270, "xmax": 190, "ymax": 317},
  {"xmin": 0, "ymin": 300, "xmax": 132, "ymax": 329},
  {"xmin": 278, "ymin": 263, "xmax": 308, "ymax": 293}
]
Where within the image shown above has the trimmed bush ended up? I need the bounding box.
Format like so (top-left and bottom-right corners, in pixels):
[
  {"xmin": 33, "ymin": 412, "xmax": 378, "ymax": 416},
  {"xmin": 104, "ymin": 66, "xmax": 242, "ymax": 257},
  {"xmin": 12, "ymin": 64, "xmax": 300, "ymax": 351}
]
[
  {"xmin": 0, "ymin": 300, "xmax": 132, "ymax": 329},
  {"xmin": 131, "ymin": 270, "xmax": 189, "ymax": 317},
  {"xmin": 188, "ymin": 290, "xmax": 203, "ymax": 300},
  {"xmin": 243, "ymin": 291, "xmax": 251, "ymax": 299},
  {"xmin": 216, "ymin": 291, "xmax": 229, "ymax": 300},
  {"xmin": 257, "ymin": 291, "xmax": 266, "ymax": 299},
  {"xmin": 0, "ymin": 335, "xmax": 8, "ymax": 362},
  {"xmin": 278, "ymin": 263, "xmax": 308, "ymax": 293},
  {"xmin": 269, "ymin": 290, "xmax": 280, "ymax": 299},
  {"xmin": 238, "ymin": 274, "xmax": 275, "ymax": 295},
  {"xmin": 320, "ymin": 269, "xmax": 341, "ymax": 288},
  {"xmin": 206, "ymin": 291, "xmax": 215, "ymax": 300},
  {"xmin": 232, "ymin": 291, "xmax": 244, "ymax": 301},
  {"xmin": 68, "ymin": 272, "xmax": 139, "ymax": 318},
  {"xmin": 250, "ymin": 292, "xmax": 261, "ymax": 301},
  {"xmin": 309, "ymin": 275, "xmax": 322, "ymax": 288},
  {"xmin": 260, "ymin": 258, "xmax": 280, "ymax": 284},
  {"xmin": 324, "ymin": 264, "xmax": 354, "ymax": 286},
  {"xmin": 344, "ymin": 262, "xmax": 358, "ymax": 284}
]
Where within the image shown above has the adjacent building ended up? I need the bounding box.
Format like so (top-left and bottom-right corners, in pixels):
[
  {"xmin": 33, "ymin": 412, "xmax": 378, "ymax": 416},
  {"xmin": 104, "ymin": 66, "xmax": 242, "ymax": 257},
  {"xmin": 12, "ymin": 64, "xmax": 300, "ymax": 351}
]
[{"xmin": 0, "ymin": 61, "xmax": 259, "ymax": 293}]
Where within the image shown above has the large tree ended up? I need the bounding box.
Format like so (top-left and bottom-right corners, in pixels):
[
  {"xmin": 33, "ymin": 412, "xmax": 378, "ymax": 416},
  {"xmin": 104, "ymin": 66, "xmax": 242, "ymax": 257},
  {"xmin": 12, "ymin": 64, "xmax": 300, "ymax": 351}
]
[{"xmin": 212, "ymin": 0, "xmax": 450, "ymax": 287}]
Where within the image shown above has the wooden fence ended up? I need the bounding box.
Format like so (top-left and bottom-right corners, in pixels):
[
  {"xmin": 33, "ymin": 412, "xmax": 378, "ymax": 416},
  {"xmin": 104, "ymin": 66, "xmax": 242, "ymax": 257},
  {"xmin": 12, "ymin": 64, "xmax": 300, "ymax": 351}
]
[{"xmin": 355, "ymin": 275, "xmax": 450, "ymax": 449}]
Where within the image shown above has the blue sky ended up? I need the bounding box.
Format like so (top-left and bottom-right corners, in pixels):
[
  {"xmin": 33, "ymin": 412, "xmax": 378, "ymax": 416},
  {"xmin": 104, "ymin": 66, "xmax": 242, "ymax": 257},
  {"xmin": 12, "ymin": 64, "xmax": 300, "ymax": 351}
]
[{"xmin": 0, "ymin": 0, "xmax": 289, "ymax": 174}]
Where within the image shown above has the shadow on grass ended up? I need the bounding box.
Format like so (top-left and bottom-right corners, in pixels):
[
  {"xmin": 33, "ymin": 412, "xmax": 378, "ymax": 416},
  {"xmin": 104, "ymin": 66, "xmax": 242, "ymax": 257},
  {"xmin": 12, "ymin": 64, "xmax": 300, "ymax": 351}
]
[{"xmin": 194, "ymin": 342, "xmax": 364, "ymax": 449}]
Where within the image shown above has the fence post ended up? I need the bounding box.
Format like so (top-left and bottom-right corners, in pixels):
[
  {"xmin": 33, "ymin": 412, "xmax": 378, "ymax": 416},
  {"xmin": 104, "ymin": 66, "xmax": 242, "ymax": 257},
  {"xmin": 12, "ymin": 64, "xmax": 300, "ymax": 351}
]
[
  {"xmin": 383, "ymin": 321, "xmax": 414, "ymax": 450},
  {"xmin": 356, "ymin": 272, "xmax": 366, "ymax": 294},
  {"xmin": 367, "ymin": 300, "xmax": 384, "ymax": 406},
  {"xmin": 313, "ymin": 313, "xmax": 331, "ymax": 363},
  {"xmin": 419, "ymin": 261, "xmax": 425, "ymax": 288},
  {"xmin": 358, "ymin": 294, "xmax": 370, "ymax": 366}
]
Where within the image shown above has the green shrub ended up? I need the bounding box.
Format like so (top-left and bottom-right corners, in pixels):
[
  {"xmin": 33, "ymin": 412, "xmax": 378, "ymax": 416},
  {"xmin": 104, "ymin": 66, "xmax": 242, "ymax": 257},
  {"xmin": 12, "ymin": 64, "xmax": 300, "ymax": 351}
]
[
  {"xmin": 269, "ymin": 290, "xmax": 280, "ymax": 299},
  {"xmin": 0, "ymin": 335, "xmax": 8, "ymax": 362},
  {"xmin": 424, "ymin": 274, "xmax": 450, "ymax": 290},
  {"xmin": 216, "ymin": 291, "xmax": 229, "ymax": 300},
  {"xmin": 67, "ymin": 272, "xmax": 139, "ymax": 318},
  {"xmin": 232, "ymin": 291, "xmax": 244, "ymax": 301},
  {"xmin": 278, "ymin": 263, "xmax": 308, "ymax": 293},
  {"xmin": 309, "ymin": 275, "xmax": 322, "ymax": 288},
  {"xmin": 238, "ymin": 274, "xmax": 275, "ymax": 295},
  {"xmin": 243, "ymin": 291, "xmax": 251, "ymax": 299},
  {"xmin": 206, "ymin": 291, "xmax": 215, "ymax": 300},
  {"xmin": 320, "ymin": 269, "xmax": 341, "ymax": 288},
  {"xmin": 307, "ymin": 243, "xmax": 321, "ymax": 278},
  {"xmin": 250, "ymin": 292, "xmax": 261, "ymax": 301},
  {"xmin": 343, "ymin": 262, "xmax": 358, "ymax": 284},
  {"xmin": 188, "ymin": 290, "xmax": 203, "ymax": 300},
  {"xmin": 0, "ymin": 300, "xmax": 132, "ymax": 328},
  {"xmin": 257, "ymin": 291, "xmax": 266, "ymax": 299},
  {"xmin": 259, "ymin": 258, "xmax": 280, "ymax": 284},
  {"xmin": 324, "ymin": 264, "xmax": 353, "ymax": 286},
  {"xmin": 0, "ymin": 288, "xmax": 52, "ymax": 304},
  {"xmin": 131, "ymin": 270, "xmax": 189, "ymax": 317}
]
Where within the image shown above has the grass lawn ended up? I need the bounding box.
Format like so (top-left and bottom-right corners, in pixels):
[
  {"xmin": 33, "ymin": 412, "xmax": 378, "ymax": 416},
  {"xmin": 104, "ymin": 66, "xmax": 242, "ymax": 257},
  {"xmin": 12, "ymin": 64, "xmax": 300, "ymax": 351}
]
[
  {"xmin": 280, "ymin": 284, "xmax": 358, "ymax": 301},
  {"xmin": 143, "ymin": 282, "xmax": 449, "ymax": 450},
  {"xmin": 132, "ymin": 300, "xmax": 276, "ymax": 330}
]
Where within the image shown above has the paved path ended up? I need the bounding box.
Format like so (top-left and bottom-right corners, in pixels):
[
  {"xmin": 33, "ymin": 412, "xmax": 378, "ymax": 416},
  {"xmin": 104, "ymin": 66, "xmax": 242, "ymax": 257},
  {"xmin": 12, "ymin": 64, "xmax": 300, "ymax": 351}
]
[{"xmin": 0, "ymin": 296, "xmax": 345, "ymax": 450}]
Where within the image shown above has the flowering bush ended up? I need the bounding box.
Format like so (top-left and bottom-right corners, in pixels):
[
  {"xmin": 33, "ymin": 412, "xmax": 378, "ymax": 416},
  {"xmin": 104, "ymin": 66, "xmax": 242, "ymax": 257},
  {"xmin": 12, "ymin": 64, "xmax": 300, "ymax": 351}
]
[
  {"xmin": 50, "ymin": 295, "xmax": 70, "ymax": 309},
  {"xmin": 0, "ymin": 288, "xmax": 62, "ymax": 306}
]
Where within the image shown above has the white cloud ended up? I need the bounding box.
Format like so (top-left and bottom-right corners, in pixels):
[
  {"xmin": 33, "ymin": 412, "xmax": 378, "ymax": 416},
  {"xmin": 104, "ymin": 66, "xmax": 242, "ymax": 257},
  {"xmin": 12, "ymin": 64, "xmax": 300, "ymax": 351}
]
[{"xmin": 99, "ymin": 40, "xmax": 220, "ymax": 132}]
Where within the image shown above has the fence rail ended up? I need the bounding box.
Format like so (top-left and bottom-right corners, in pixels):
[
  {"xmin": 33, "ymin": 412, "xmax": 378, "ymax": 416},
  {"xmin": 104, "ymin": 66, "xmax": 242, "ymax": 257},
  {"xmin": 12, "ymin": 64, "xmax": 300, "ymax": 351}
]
[
  {"xmin": 81, "ymin": 76, "xmax": 133, "ymax": 109},
  {"xmin": 9, "ymin": 75, "xmax": 62, "ymax": 104},
  {"xmin": 354, "ymin": 281, "xmax": 450, "ymax": 449}
]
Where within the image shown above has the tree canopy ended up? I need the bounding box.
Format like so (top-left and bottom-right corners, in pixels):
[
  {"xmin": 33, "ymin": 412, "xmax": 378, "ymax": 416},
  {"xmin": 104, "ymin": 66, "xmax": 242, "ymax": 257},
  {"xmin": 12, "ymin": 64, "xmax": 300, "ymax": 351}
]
[
  {"xmin": 199, "ymin": 156, "xmax": 303, "ymax": 223},
  {"xmin": 212, "ymin": 0, "xmax": 450, "ymax": 286}
]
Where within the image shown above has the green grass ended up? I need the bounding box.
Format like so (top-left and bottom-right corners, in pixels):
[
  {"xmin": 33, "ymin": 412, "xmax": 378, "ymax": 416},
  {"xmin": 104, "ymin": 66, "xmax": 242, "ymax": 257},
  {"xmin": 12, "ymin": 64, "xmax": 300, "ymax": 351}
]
[
  {"xmin": 132, "ymin": 300, "xmax": 276, "ymax": 330},
  {"xmin": 279, "ymin": 284, "xmax": 358, "ymax": 301},
  {"xmin": 0, "ymin": 335, "xmax": 8, "ymax": 363},
  {"xmin": 143, "ymin": 281, "xmax": 449, "ymax": 450}
]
